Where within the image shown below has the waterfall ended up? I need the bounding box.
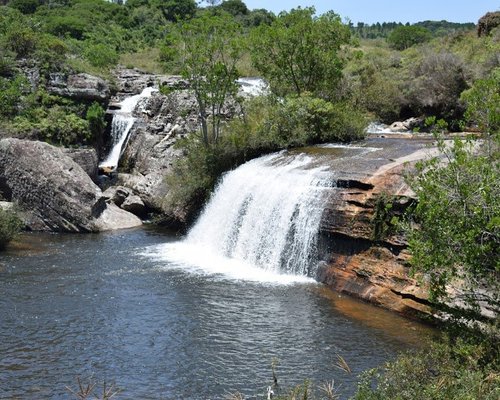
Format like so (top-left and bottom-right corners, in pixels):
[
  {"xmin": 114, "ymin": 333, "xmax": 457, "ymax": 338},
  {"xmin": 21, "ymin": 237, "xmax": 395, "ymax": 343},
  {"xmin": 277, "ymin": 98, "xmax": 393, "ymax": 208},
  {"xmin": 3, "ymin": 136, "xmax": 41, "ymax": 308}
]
[
  {"xmin": 99, "ymin": 86, "xmax": 157, "ymax": 170},
  {"xmin": 147, "ymin": 152, "xmax": 334, "ymax": 283},
  {"xmin": 237, "ymin": 77, "xmax": 269, "ymax": 97}
]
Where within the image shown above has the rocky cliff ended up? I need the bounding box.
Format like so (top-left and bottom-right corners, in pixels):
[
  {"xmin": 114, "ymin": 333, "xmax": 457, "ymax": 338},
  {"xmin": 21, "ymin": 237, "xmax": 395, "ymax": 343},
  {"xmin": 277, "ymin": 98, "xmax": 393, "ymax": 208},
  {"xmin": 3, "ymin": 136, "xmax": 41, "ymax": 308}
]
[
  {"xmin": 316, "ymin": 138, "xmax": 441, "ymax": 319},
  {"xmin": 0, "ymin": 138, "xmax": 141, "ymax": 232},
  {"xmin": 106, "ymin": 68, "xmax": 240, "ymax": 225}
]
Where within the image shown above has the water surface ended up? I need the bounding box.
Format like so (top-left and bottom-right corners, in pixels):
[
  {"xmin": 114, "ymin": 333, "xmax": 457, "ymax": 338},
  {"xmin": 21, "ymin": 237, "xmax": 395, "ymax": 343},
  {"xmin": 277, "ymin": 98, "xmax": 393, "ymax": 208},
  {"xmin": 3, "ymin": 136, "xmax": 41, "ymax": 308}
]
[{"xmin": 1, "ymin": 227, "xmax": 432, "ymax": 399}]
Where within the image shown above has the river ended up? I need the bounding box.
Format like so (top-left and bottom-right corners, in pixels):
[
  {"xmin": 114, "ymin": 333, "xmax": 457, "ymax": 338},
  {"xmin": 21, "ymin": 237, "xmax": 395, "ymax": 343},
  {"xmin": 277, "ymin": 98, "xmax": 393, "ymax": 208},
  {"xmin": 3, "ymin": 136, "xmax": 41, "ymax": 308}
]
[{"xmin": 0, "ymin": 227, "xmax": 432, "ymax": 399}]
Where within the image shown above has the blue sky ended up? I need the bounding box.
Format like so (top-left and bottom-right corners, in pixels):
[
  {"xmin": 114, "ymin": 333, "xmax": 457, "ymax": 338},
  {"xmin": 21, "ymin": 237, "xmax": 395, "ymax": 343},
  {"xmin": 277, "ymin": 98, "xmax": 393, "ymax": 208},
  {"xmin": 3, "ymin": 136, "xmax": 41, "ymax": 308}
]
[{"xmin": 243, "ymin": 0, "xmax": 499, "ymax": 24}]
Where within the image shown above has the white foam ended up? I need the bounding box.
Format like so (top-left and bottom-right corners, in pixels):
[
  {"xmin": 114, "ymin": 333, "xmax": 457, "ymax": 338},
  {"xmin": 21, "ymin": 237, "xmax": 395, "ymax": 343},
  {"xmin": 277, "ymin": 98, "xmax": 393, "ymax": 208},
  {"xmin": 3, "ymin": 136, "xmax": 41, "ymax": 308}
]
[{"xmin": 99, "ymin": 87, "xmax": 158, "ymax": 170}]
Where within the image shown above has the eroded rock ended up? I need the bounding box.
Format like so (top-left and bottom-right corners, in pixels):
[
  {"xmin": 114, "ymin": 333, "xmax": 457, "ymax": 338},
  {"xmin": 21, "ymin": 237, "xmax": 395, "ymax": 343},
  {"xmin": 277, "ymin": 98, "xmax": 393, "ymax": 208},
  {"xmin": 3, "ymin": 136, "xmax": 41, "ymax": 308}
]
[
  {"xmin": 47, "ymin": 73, "xmax": 110, "ymax": 102},
  {"xmin": 0, "ymin": 138, "xmax": 140, "ymax": 232}
]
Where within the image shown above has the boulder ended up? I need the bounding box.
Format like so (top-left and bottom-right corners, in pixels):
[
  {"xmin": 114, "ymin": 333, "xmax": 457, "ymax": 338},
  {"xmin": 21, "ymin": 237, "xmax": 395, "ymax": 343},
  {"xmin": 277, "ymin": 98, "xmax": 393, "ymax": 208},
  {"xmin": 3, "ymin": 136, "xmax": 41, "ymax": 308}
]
[
  {"xmin": 121, "ymin": 194, "xmax": 148, "ymax": 218},
  {"xmin": 0, "ymin": 138, "xmax": 141, "ymax": 232},
  {"xmin": 63, "ymin": 148, "xmax": 99, "ymax": 182},
  {"xmin": 102, "ymin": 185, "xmax": 148, "ymax": 218},
  {"xmin": 47, "ymin": 73, "xmax": 110, "ymax": 102},
  {"xmin": 93, "ymin": 202, "xmax": 142, "ymax": 231},
  {"xmin": 102, "ymin": 186, "xmax": 132, "ymax": 207},
  {"xmin": 389, "ymin": 117, "xmax": 423, "ymax": 132}
]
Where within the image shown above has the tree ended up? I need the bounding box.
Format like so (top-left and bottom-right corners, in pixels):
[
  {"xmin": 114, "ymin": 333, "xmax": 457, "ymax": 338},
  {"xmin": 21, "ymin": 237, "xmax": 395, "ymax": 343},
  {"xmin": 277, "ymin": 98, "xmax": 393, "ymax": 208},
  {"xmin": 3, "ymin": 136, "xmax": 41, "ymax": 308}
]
[
  {"xmin": 0, "ymin": 208, "xmax": 22, "ymax": 250},
  {"xmin": 406, "ymin": 135, "xmax": 499, "ymax": 317},
  {"xmin": 219, "ymin": 0, "xmax": 248, "ymax": 16},
  {"xmin": 8, "ymin": 0, "xmax": 40, "ymax": 14},
  {"xmin": 250, "ymin": 7, "xmax": 351, "ymax": 99},
  {"xmin": 461, "ymin": 68, "xmax": 500, "ymax": 154},
  {"xmin": 477, "ymin": 11, "xmax": 500, "ymax": 37},
  {"xmin": 151, "ymin": 0, "xmax": 197, "ymax": 22},
  {"xmin": 167, "ymin": 14, "xmax": 244, "ymax": 146},
  {"xmin": 387, "ymin": 25, "xmax": 431, "ymax": 50}
]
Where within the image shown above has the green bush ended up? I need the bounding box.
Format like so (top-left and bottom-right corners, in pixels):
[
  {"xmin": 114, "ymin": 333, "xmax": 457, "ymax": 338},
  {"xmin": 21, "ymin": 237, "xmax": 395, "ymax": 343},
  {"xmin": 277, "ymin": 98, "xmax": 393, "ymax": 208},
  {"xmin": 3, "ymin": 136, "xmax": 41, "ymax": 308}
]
[
  {"xmin": 13, "ymin": 106, "xmax": 90, "ymax": 146},
  {"xmin": 353, "ymin": 339, "xmax": 499, "ymax": 400},
  {"xmin": 8, "ymin": 0, "xmax": 40, "ymax": 15},
  {"xmin": 0, "ymin": 208, "xmax": 23, "ymax": 250},
  {"xmin": 3, "ymin": 25, "xmax": 38, "ymax": 57},
  {"xmin": 86, "ymin": 101, "xmax": 106, "ymax": 143},
  {"xmin": 256, "ymin": 94, "xmax": 367, "ymax": 146},
  {"xmin": 387, "ymin": 25, "xmax": 432, "ymax": 50},
  {"xmin": 0, "ymin": 75, "xmax": 29, "ymax": 118},
  {"xmin": 405, "ymin": 135, "xmax": 499, "ymax": 314},
  {"xmin": 45, "ymin": 15, "xmax": 89, "ymax": 40},
  {"xmin": 83, "ymin": 43, "xmax": 119, "ymax": 68}
]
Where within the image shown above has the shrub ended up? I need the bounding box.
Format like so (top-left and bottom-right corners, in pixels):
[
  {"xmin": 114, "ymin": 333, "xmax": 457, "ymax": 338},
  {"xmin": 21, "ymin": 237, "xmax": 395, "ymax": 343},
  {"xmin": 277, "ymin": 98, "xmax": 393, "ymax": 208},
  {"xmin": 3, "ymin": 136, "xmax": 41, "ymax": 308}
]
[
  {"xmin": 83, "ymin": 43, "xmax": 119, "ymax": 68},
  {"xmin": 262, "ymin": 94, "xmax": 367, "ymax": 146},
  {"xmin": 0, "ymin": 75, "xmax": 29, "ymax": 118},
  {"xmin": 353, "ymin": 339, "xmax": 499, "ymax": 400},
  {"xmin": 86, "ymin": 102, "xmax": 106, "ymax": 143},
  {"xmin": 13, "ymin": 106, "xmax": 90, "ymax": 146},
  {"xmin": 0, "ymin": 207, "xmax": 23, "ymax": 250},
  {"xmin": 3, "ymin": 26, "xmax": 38, "ymax": 57},
  {"xmin": 387, "ymin": 25, "xmax": 432, "ymax": 50},
  {"xmin": 405, "ymin": 135, "xmax": 499, "ymax": 315},
  {"xmin": 45, "ymin": 15, "xmax": 89, "ymax": 40},
  {"xmin": 407, "ymin": 50, "xmax": 470, "ymax": 124},
  {"xmin": 8, "ymin": 0, "xmax": 40, "ymax": 14}
]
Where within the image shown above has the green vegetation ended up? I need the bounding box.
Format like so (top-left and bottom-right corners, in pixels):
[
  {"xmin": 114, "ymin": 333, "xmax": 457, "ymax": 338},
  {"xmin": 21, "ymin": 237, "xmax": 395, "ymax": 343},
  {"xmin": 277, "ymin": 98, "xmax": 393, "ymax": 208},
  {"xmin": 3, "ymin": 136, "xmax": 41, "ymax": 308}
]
[
  {"xmin": 387, "ymin": 25, "xmax": 432, "ymax": 50},
  {"xmin": 346, "ymin": 22, "xmax": 499, "ymax": 125},
  {"xmin": 405, "ymin": 136, "xmax": 499, "ymax": 316},
  {"xmin": 354, "ymin": 338, "xmax": 499, "ymax": 400},
  {"xmin": 163, "ymin": 6, "xmax": 367, "ymax": 210},
  {"xmin": 250, "ymin": 7, "xmax": 350, "ymax": 98},
  {"xmin": 167, "ymin": 13, "xmax": 244, "ymax": 145},
  {"xmin": 0, "ymin": 207, "xmax": 23, "ymax": 249},
  {"xmin": 352, "ymin": 20, "xmax": 475, "ymax": 39}
]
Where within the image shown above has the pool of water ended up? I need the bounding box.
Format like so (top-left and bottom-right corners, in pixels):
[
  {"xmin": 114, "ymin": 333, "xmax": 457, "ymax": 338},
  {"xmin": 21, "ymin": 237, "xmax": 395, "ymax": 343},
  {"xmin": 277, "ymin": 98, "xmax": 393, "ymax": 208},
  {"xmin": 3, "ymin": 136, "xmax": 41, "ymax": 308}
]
[{"xmin": 0, "ymin": 227, "xmax": 432, "ymax": 399}]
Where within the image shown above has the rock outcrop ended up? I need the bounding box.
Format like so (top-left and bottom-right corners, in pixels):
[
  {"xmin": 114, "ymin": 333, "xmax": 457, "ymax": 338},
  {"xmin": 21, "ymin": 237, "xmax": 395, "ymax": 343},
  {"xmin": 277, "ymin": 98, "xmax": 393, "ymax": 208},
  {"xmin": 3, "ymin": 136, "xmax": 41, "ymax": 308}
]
[
  {"xmin": 63, "ymin": 148, "xmax": 99, "ymax": 182},
  {"xmin": 103, "ymin": 185, "xmax": 148, "ymax": 218},
  {"xmin": 47, "ymin": 73, "xmax": 110, "ymax": 102},
  {"xmin": 0, "ymin": 138, "xmax": 141, "ymax": 232},
  {"xmin": 316, "ymin": 139, "xmax": 441, "ymax": 319}
]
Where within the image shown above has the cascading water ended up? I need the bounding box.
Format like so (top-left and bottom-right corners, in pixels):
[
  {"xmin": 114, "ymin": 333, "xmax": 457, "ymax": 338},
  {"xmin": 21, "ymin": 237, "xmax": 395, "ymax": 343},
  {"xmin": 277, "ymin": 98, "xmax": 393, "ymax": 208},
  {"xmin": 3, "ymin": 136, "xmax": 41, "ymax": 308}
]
[
  {"xmin": 237, "ymin": 77, "xmax": 269, "ymax": 97},
  {"xmin": 146, "ymin": 152, "xmax": 334, "ymax": 283},
  {"xmin": 99, "ymin": 86, "xmax": 157, "ymax": 170}
]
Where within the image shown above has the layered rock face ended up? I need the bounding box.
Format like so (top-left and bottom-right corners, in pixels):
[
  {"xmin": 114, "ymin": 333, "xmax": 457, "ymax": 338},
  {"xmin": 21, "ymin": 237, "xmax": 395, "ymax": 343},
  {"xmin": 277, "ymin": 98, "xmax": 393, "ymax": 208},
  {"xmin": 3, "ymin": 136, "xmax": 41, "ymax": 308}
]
[
  {"xmin": 316, "ymin": 139, "xmax": 440, "ymax": 319},
  {"xmin": 0, "ymin": 138, "xmax": 141, "ymax": 232},
  {"xmin": 47, "ymin": 73, "xmax": 110, "ymax": 102}
]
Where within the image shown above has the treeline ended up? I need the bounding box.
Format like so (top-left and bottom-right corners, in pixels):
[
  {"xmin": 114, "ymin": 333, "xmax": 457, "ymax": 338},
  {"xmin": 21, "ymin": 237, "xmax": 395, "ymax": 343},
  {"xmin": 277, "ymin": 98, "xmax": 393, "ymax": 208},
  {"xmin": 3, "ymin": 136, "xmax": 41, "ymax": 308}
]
[{"xmin": 351, "ymin": 20, "xmax": 475, "ymax": 39}]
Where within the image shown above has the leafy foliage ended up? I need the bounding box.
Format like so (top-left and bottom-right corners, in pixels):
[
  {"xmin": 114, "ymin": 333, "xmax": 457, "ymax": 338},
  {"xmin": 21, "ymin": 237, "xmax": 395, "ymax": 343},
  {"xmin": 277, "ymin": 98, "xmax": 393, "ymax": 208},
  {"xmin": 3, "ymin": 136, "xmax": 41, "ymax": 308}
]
[
  {"xmin": 354, "ymin": 339, "xmax": 499, "ymax": 400},
  {"xmin": 461, "ymin": 68, "xmax": 500, "ymax": 140},
  {"xmin": 166, "ymin": 13, "xmax": 244, "ymax": 146},
  {"xmin": 387, "ymin": 25, "xmax": 432, "ymax": 50},
  {"xmin": 405, "ymin": 135, "xmax": 499, "ymax": 314},
  {"xmin": 250, "ymin": 7, "xmax": 351, "ymax": 99},
  {"xmin": 0, "ymin": 207, "xmax": 23, "ymax": 250}
]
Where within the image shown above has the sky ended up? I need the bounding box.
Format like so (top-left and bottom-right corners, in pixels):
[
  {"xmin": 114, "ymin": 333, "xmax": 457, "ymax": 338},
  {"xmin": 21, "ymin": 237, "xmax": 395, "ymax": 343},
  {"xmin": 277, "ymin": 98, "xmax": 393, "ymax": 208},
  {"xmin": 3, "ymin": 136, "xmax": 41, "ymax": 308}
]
[{"xmin": 243, "ymin": 0, "xmax": 499, "ymax": 24}]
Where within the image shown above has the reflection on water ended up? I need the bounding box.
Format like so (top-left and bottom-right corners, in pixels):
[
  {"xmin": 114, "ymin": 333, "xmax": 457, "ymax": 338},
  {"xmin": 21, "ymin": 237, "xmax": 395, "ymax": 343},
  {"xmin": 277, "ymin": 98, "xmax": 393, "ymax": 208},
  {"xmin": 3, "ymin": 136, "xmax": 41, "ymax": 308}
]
[{"xmin": 0, "ymin": 228, "xmax": 433, "ymax": 399}]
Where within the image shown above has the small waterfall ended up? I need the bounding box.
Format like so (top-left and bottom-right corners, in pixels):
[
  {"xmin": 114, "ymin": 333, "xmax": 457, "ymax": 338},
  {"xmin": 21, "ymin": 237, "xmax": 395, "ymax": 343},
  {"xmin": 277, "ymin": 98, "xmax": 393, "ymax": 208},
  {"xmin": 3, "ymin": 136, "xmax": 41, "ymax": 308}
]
[
  {"xmin": 237, "ymin": 77, "xmax": 269, "ymax": 97},
  {"xmin": 99, "ymin": 86, "xmax": 157, "ymax": 170},
  {"xmin": 147, "ymin": 152, "xmax": 334, "ymax": 282}
]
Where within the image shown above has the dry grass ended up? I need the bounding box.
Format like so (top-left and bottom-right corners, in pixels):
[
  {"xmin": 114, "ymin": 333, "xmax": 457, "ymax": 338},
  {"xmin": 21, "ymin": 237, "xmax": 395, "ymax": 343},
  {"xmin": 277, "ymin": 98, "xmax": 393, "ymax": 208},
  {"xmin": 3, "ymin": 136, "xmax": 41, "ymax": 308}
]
[{"xmin": 119, "ymin": 48, "xmax": 164, "ymax": 74}]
